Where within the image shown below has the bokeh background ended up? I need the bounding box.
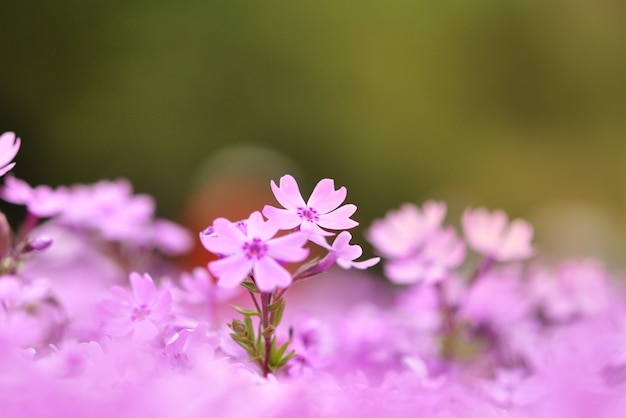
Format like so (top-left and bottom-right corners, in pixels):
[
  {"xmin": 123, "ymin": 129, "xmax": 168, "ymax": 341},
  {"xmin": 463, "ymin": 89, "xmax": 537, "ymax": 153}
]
[{"xmin": 1, "ymin": 1, "xmax": 625, "ymax": 266}]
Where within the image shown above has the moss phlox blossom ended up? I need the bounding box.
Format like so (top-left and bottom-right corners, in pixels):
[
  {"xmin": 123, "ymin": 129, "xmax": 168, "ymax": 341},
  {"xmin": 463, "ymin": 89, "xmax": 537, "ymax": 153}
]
[
  {"xmin": 100, "ymin": 272, "xmax": 172, "ymax": 341},
  {"xmin": 263, "ymin": 174, "xmax": 358, "ymax": 238},
  {"xmin": 201, "ymin": 211, "xmax": 309, "ymax": 292}
]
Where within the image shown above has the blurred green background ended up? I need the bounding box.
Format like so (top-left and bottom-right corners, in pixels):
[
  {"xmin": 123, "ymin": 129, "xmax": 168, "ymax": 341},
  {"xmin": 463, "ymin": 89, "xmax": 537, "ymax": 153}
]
[{"xmin": 1, "ymin": 1, "xmax": 625, "ymax": 264}]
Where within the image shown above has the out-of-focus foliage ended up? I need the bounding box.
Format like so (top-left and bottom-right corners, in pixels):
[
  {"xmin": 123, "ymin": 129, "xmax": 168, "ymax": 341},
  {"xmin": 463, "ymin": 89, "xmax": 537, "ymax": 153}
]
[{"xmin": 1, "ymin": 0, "xmax": 625, "ymax": 261}]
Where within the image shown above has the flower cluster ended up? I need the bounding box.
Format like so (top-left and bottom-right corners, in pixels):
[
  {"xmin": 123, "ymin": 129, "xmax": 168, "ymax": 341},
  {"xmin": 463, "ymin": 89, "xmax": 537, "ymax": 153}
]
[
  {"xmin": 199, "ymin": 174, "xmax": 379, "ymax": 375},
  {"xmin": 0, "ymin": 132, "xmax": 625, "ymax": 417},
  {"xmin": 200, "ymin": 174, "xmax": 377, "ymax": 291}
]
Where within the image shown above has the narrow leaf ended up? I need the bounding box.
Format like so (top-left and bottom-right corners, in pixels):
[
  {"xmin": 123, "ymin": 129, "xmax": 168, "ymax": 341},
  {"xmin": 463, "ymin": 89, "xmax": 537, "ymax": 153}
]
[
  {"xmin": 275, "ymin": 341, "xmax": 290, "ymax": 360},
  {"xmin": 267, "ymin": 298, "xmax": 284, "ymax": 312},
  {"xmin": 240, "ymin": 281, "xmax": 260, "ymax": 294},
  {"xmin": 245, "ymin": 316, "xmax": 255, "ymax": 340},
  {"xmin": 275, "ymin": 350, "xmax": 298, "ymax": 369},
  {"xmin": 271, "ymin": 299, "xmax": 286, "ymax": 327},
  {"xmin": 231, "ymin": 305, "xmax": 260, "ymax": 316}
]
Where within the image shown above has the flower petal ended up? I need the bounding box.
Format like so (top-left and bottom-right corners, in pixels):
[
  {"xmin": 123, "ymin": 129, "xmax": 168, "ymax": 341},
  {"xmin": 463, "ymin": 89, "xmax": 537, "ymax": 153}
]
[
  {"xmin": 498, "ymin": 219, "xmax": 534, "ymax": 261},
  {"xmin": 209, "ymin": 254, "xmax": 252, "ymax": 288},
  {"xmin": 132, "ymin": 319, "xmax": 160, "ymax": 342},
  {"xmin": 339, "ymin": 257, "xmax": 380, "ymax": 270},
  {"xmin": 254, "ymin": 257, "xmax": 292, "ymax": 291},
  {"xmin": 201, "ymin": 218, "xmax": 246, "ymax": 255},
  {"xmin": 244, "ymin": 211, "xmax": 264, "ymax": 238},
  {"xmin": 317, "ymin": 204, "xmax": 358, "ymax": 230},
  {"xmin": 307, "ymin": 179, "xmax": 347, "ymax": 214},
  {"xmin": 330, "ymin": 231, "xmax": 353, "ymax": 252},
  {"xmin": 130, "ymin": 273, "xmax": 156, "ymax": 304},
  {"xmin": 270, "ymin": 175, "xmax": 306, "ymax": 210},
  {"xmin": 0, "ymin": 132, "xmax": 20, "ymax": 169},
  {"xmin": 149, "ymin": 290, "xmax": 172, "ymax": 322},
  {"xmin": 267, "ymin": 232, "xmax": 309, "ymax": 263},
  {"xmin": 103, "ymin": 316, "xmax": 135, "ymax": 337},
  {"xmin": 262, "ymin": 205, "xmax": 302, "ymax": 230},
  {"xmin": 0, "ymin": 163, "xmax": 16, "ymax": 177},
  {"xmin": 247, "ymin": 211, "xmax": 279, "ymax": 241},
  {"xmin": 0, "ymin": 175, "xmax": 32, "ymax": 204},
  {"xmin": 300, "ymin": 221, "xmax": 334, "ymax": 237}
]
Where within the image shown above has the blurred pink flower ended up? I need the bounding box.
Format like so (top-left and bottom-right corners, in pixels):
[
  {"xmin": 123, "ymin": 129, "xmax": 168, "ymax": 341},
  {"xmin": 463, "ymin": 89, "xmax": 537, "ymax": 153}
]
[
  {"xmin": 0, "ymin": 176, "xmax": 68, "ymax": 217},
  {"xmin": 383, "ymin": 226, "xmax": 465, "ymax": 284},
  {"xmin": 1, "ymin": 177, "xmax": 192, "ymax": 255},
  {"xmin": 263, "ymin": 174, "xmax": 358, "ymax": 238},
  {"xmin": 462, "ymin": 207, "xmax": 534, "ymax": 262},
  {"xmin": 529, "ymin": 258, "xmax": 610, "ymax": 321},
  {"xmin": 460, "ymin": 267, "xmax": 530, "ymax": 328},
  {"xmin": 202, "ymin": 211, "xmax": 309, "ymax": 291},
  {"xmin": 367, "ymin": 201, "xmax": 446, "ymax": 259},
  {"xmin": 0, "ymin": 132, "xmax": 20, "ymax": 177},
  {"xmin": 100, "ymin": 272, "xmax": 172, "ymax": 341}
]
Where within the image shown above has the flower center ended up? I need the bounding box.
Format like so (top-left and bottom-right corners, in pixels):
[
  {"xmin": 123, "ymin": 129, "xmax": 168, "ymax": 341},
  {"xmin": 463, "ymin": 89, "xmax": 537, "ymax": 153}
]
[
  {"xmin": 131, "ymin": 304, "xmax": 151, "ymax": 322},
  {"xmin": 297, "ymin": 207, "xmax": 319, "ymax": 223},
  {"xmin": 243, "ymin": 238, "xmax": 268, "ymax": 260}
]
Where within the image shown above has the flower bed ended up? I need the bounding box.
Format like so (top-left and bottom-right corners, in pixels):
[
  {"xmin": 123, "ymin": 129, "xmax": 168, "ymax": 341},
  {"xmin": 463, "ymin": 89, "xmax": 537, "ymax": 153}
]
[{"xmin": 0, "ymin": 132, "xmax": 625, "ymax": 417}]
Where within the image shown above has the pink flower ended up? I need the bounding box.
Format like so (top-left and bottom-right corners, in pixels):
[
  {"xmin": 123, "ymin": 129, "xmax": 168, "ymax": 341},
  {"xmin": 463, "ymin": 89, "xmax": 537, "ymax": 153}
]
[
  {"xmin": 317, "ymin": 231, "xmax": 380, "ymax": 271},
  {"xmin": 383, "ymin": 226, "xmax": 465, "ymax": 284},
  {"xmin": 529, "ymin": 259, "xmax": 610, "ymax": 321},
  {"xmin": 367, "ymin": 202, "xmax": 462, "ymax": 285},
  {"xmin": 263, "ymin": 174, "xmax": 358, "ymax": 237},
  {"xmin": 201, "ymin": 211, "xmax": 309, "ymax": 292},
  {"xmin": 100, "ymin": 272, "xmax": 172, "ymax": 341},
  {"xmin": 0, "ymin": 132, "xmax": 20, "ymax": 177},
  {"xmin": 2, "ymin": 177, "xmax": 192, "ymax": 254},
  {"xmin": 367, "ymin": 201, "xmax": 446, "ymax": 259},
  {"xmin": 61, "ymin": 179, "xmax": 156, "ymax": 242},
  {"xmin": 0, "ymin": 175, "xmax": 68, "ymax": 217},
  {"xmin": 462, "ymin": 207, "xmax": 534, "ymax": 262},
  {"xmin": 151, "ymin": 219, "xmax": 194, "ymax": 256}
]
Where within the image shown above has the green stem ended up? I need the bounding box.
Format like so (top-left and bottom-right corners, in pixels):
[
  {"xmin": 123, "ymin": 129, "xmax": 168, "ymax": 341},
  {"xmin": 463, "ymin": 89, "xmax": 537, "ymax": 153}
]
[
  {"xmin": 260, "ymin": 292, "xmax": 272, "ymax": 376},
  {"xmin": 437, "ymin": 282, "xmax": 456, "ymax": 360}
]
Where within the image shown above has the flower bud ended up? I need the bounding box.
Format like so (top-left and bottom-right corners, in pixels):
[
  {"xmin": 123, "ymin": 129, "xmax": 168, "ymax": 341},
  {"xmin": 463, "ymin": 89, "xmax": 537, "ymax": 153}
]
[
  {"xmin": 22, "ymin": 235, "xmax": 53, "ymax": 253},
  {"xmin": 231, "ymin": 320, "xmax": 247, "ymax": 336}
]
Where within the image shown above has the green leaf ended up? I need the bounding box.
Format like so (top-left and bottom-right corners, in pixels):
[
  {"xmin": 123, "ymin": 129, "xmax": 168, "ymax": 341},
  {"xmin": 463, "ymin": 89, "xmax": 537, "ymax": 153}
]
[
  {"xmin": 240, "ymin": 281, "xmax": 260, "ymax": 294},
  {"xmin": 267, "ymin": 298, "xmax": 284, "ymax": 312},
  {"xmin": 269, "ymin": 338, "xmax": 279, "ymax": 364},
  {"xmin": 270, "ymin": 299, "xmax": 286, "ymax": 327},
  {"xmin": 255, "ymin": 337, "xmax": 265, "ymax": 357},
  {"xmin": 231, "ymin": 304, "xmax": 260, "ymax": 317},
  {"xmin": 248, "ymin": 355, "xmax": 263, "ymax": 363},
  {"xmin": 275, "ymin": 350, "xmax": 297, "ymax": 369},
  {"xmin": 245, "ymin": 316, "xmax": 255, "ymax": 340},
  {"xmin": 270, "ymin": 340, "xmax": 291, "ymax": 367},
  {"xmin": 229, "ymin": 334, "xmax": 254, "ymax": 352},
  {"xmin": 275, "ymin": 340, "xmax": 290, "ymax": 360}
]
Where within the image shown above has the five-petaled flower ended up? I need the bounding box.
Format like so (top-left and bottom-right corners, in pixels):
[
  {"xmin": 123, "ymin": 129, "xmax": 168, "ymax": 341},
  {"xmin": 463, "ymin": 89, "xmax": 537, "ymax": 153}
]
[
  {"xmin": 100, "ymin": 272, "xmax": 172, "ymax": 341},
  {"xmin": 201, "ymin": 211, "xmax": 309, "ymax": 292},
  {"xmin": 263, "ymin": 174, "xmax": 358, "ymax": 239},
  {"xmin": 0, "ymin": 132, "xmax": 21, "ymax": 177}
]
